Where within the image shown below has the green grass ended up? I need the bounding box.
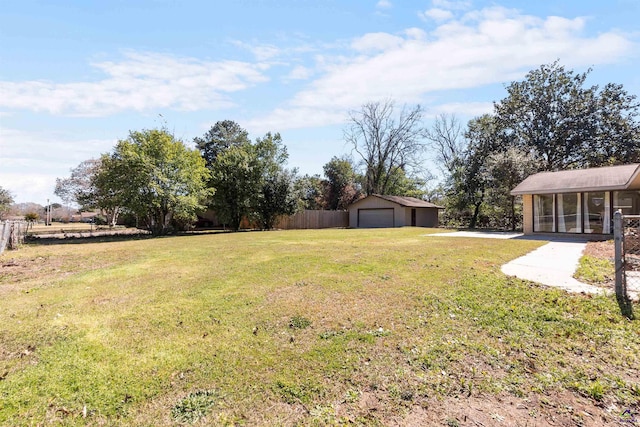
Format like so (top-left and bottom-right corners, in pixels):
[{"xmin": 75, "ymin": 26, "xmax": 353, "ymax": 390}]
[
  {"xmin": 574, "ymin": 254, "xmax": 615, "ymax": 285},
  {"xmin": 0, "ymin": 228, "xmax": 639, "ymax": 425}
]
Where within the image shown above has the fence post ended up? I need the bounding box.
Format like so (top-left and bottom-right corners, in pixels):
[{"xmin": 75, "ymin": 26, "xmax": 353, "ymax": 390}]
[
  {"xmin": 613, "ymin": 210, "xmax": 634, "ymax": 319},
  {"xmin": 614, "ymin": 210, "xmax": 624, "ymax": 297}
]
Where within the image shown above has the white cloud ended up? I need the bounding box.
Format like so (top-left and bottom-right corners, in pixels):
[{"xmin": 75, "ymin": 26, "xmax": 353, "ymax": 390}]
[
  {"xmin": 351, "ymin": 32, "xmax": 404, "ymax": 52},
  {"xmin": 0, "ymin": 51, "xmax": 269, "ymax": 117},
  {"xmin": 420, "ymin": 8, "xmax": 454, "ymax": 22},
  {"xmin": 249, "ymin": 6, "xmax": 634, "ymax": 131},
  {"xmin": 0, "ymin": 128, "xmax": 116, "ymax": 203},
  {"xmin": 376, "ymin": 0, "xmax": 392, "ymax": 10},
  {"xmin": 285, "ymin": 65, "xmax": 314, "ymax": 81},
  {"xmin": 432, "ymin": 0, "xmax": 471, "ymax": 10}
]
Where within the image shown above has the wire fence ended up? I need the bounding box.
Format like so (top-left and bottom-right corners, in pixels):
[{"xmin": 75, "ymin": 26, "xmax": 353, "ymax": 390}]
[
  {"xmin": 0, "ymin": 220, "xmax": 27, "ymax": 255},
  {"xmin": 613, "ymin": 212, "xmax": 638, "ymax": 319}
]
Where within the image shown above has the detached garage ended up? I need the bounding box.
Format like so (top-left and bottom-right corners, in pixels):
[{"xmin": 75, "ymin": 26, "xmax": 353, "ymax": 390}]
[{"xmin": 348, "ymin": 194, "xmax": 443, "ymax": 228}]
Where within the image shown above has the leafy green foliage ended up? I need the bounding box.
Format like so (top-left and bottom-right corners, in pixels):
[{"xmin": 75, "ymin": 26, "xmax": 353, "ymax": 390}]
[
  {"xmin": 323, "ymin": 156, "xmax": 362, "ymax": 209},
  {"xmin": 0, "ymin": 186, "xmax": 14, "ymax": 219},
  {"xmin": 495, "ymin": 61, "xmax": 640, "ymax": 170},
  {"xmin": 289, "ymin": 315, "xmax": 312, "ymax": 329},
  {"xmin": 198, "ymin": 124, "xmax": 297, "ymax": 230},
  {"xmin": 98, "ymin": 128, "xmax": 211, "ymax": 235}
]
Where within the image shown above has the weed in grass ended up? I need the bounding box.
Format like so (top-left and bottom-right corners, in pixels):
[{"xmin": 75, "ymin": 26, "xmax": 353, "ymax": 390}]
[
  {"xmin": 273, "ymin": 379, "xmax": 324, "ymax": 405},
  {"xmin": 289, "ymin": 315, "xmax": 312, "ymax": 329},
  {"xmin": 171, "ymin": 389, "xmax": 216, "ymax": 424}
]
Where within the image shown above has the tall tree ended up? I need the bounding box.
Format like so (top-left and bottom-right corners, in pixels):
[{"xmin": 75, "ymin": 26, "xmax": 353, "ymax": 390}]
[
  {"xmin": 494, "ymin": 61, "xmax": 640, "ymax": 171},
  {"xmin": 0, "ymin": 186, "xmax": 14, "ymax": 219},
  {"xmin": 99, "ymin": 128, "xmax": 211, "ymax": 235},
  {"xmin": 254, "ymin": 132, "xmax": 298, "ymax": 229},
  {"xmin": 195, "ymin": 120, "xmax": 250, "ymax": 167},
  {"xmin": 345, "ymin": 100, "xmax": 426, "ymax": 195},
  {"xmin": 208, "ymin": 142, "xmax": 260, "ymax": 231}
]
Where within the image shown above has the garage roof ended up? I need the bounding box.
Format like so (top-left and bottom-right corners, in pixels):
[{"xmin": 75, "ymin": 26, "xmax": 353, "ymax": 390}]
[
  {"xmin": 370, "ymin": 194, "xmax": 444, "ymax": 208},
  {"xmin": 511, "ymin": 164, "xmax": 640, "ymax": 195}
]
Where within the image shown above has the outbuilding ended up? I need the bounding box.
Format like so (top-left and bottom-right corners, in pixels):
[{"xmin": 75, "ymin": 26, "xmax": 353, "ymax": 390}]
[
  {"xmin": 511, "ymin": 163, "xmax": 640, "ymax": 236},
  {"xmin": 348, "ymin": 194, "xmax": 443, "ymax": 228}
]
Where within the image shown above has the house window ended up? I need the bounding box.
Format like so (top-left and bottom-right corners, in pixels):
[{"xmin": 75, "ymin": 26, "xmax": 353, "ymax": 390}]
[
  {"xmin": 533, "ymin": 194, "xmax": 554, "ymax": 232},
  {"xmin": 584, "ymin": 192, "xmax": 610, "ymax": 234},
  {"xmin": 613, "ymin": 191, "xmax": 640, "ymax": 215},
  {"xmin": 557, "ymin": 193, "xmax": 581, "ymax": 233}
]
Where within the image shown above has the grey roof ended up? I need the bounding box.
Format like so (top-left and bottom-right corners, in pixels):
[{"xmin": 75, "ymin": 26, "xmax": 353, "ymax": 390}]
[
  {"xmin": 370, "ymin": 194, "xmax": 444, "ymax": 208},
  {"xmin": 511, "ymin": 164, "xmax": 640, "ymax": 195}
]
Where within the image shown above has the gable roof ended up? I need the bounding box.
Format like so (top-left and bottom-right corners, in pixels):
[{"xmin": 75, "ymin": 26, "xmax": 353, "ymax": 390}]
[
  {"xmin": 360, "ymin": 194, "xmax": 444, "ymax": 208},
  {"xmin": 511, "ymin": 164, "xmax": 640, "ymax": 195}
]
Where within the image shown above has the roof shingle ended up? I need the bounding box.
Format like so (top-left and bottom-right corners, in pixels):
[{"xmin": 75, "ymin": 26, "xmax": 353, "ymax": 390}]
[{"xmin": 511, "ymin": 164, "xmax": 640, "ymax": 195}]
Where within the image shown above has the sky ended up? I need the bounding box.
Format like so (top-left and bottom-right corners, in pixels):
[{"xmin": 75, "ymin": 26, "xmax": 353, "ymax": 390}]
[{"xmin": 1, "ymin": 0, "xmax": 639, "ymax": 205}]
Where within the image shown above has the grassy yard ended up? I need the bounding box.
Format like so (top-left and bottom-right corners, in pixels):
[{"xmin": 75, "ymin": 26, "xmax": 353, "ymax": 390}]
[{"xmin": 0, "ymin": 228, "xmax": 639, "ymax": 426}]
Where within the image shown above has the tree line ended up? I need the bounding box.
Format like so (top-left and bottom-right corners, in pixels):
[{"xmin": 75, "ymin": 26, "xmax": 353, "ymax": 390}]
[{"xmin": 5, "ymin": 61, "xmax": 636, "ymax": 234}]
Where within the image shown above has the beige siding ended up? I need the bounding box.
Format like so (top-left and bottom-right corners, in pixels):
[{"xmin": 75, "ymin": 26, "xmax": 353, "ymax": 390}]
[
  {"xmin": 523, "ymin": 194, "xmax": 533, "ymax": 234},
  {"xmin": 416, "ymin": 208, "xmax": 439, "ymax": 227},
  {"xmin": 348, "ymin": 197, "xmax": 406, "ymax": 228},
  {"xmin": 348, "ymin": 196, "xmax": 440, "ymax": 228}
]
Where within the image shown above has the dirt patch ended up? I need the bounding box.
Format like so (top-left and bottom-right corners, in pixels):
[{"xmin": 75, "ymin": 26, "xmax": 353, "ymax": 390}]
[
  {"xmin": 583, "ymin": 240, "xmax": 615, "ymax": 261},
  {"xmin": 395, "ymin": 392, "xmax": 638, "ymax": 426}
]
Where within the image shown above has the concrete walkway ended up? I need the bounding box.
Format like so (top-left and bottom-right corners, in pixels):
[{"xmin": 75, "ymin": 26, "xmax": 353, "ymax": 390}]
[
  {"xmin": 500, "ymin": 240, "xmax": 604, "ymax": 295},
  {"xmin": 427, "ymin": 231, "xmax": 605, "ymax": 295}
]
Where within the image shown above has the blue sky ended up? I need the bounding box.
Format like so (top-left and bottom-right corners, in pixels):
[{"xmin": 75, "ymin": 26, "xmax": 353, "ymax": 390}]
[{"xmin": 1, "ymin": 0, "xmax": 639, "ymax": 204}]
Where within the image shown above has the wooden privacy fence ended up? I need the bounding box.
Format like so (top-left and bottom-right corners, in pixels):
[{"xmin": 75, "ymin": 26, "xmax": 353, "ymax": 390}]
[
  {"xmin": 275, "ymin": 210, "xmax": 349, "ymax": 230},
  {"xmin": 0, "ymin": 221, "xmax": 26, "ymax": 255}
]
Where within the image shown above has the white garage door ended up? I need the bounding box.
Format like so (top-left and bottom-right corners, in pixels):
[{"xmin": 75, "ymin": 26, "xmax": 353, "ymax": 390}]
[{"xmin": 358, "ymin": 208, "xmax": 394, "ymax": 228}]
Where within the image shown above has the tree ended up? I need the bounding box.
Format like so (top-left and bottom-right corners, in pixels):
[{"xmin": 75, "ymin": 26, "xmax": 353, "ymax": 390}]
[
  {"xmin": 0, "ymin": 186, "xmax": 14, "ymax": 219},
  {"xmin": 431, "ymin": 114, "xmax": 498, "ymax": 228},
  {"xmin": 494, "ymin": 61, "xmax": 640, "ymax": 171},
  {"xmin": 256, "ymin": 168, "xmax": 298, "ymax": 229},
  {"xmin": 55, "ymin": 158, "xmax": 125, "ymax": 226},
  {"xmin": 24, "ymin": 212, "xmax": 38, "ymax": 232},
  {"xmin": 583, "ymin": 83, "xmax": 640, "ymax": 166},
  {"xmin": 99, "ymin": 128, "xmax": 211, "ymax": 235},
  {"xmin": 208, "ymin": 142, "xmax": 261, "ymax": 231},
  {"xmin": 195, "ymin": 120, "xmax": 250, "ymax": 167},
  {"xmin": 293, "ymin": 175, "xmax": 325, "ymax": 210},
  {"xmin": 482, "ymin": 147, "xmax": 540, "ymax": 230},
  {"xmin": 55, "ymin": 159, "xmax": 101, "ymax": 208},
  {"xmin": 322, "ymin": 156, "xmax": 361, "ymax": 210},
  {"xmin": 345, "ymin": 100, "xmax": 426, "ymax": 195},
  {"xmin": 254, "ymin": 132, "xmax": 298, "ymax": 229}
]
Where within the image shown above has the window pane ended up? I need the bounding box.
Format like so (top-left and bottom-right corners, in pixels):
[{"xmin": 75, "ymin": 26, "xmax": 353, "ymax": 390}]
[
  {"xmin": 557, "ymin": 193, "xmax": 581, "ymax": 233},
  {"xmin": 534, "ymin": 194, "xmax": 554, "ymax": 232},
  {"xmin": 584, "ymin": 192, "xmax": 610, "ymax": 234},
  {"xmin": 613, "ymin": 191, "xmax": 640, "ymax": 215}
]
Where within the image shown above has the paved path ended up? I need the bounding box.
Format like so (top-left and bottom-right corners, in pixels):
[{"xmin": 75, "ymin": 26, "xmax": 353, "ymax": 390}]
[
  {"xmin": 427, "ymin": 231, "xmax": 604, "ymax": 295},
  {"xmin": 500, "ymin": 241, "xmax": 604, "ymax": 295}
]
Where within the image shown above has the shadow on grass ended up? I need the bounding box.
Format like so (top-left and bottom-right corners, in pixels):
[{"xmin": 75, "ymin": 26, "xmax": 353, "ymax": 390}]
[{"xmin": 22, "ymin": 227, "xmax": 262, "ymax": 246}]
